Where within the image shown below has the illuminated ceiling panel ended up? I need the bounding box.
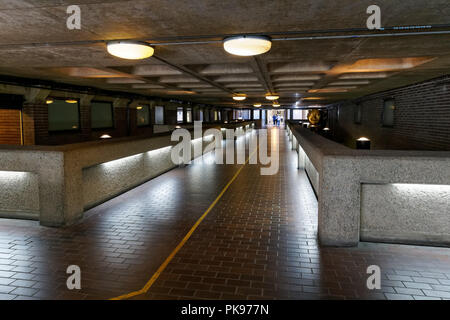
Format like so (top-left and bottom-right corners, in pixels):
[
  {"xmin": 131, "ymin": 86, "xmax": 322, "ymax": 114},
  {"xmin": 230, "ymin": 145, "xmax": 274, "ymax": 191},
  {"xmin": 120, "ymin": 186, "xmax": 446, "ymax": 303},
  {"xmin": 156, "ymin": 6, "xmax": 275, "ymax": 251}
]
[{"xmin": 338, "ymin": 57, "xmax": 435, "ymax": 73}]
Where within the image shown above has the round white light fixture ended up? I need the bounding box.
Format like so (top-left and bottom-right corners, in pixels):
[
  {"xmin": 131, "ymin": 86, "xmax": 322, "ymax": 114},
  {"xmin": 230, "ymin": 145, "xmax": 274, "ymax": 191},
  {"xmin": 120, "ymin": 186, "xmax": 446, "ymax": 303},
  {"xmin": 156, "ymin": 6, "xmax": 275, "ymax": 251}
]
[
  {"xmin": 107, "ymin": 41, "xmax": 154, "ymax": 60},
  {"xmin": 100, "ymin": 134, "xmax": 112, "ymax": 139},
  {"xmin": 273, "ymin": 103, "xmax": 280, "ymax": 107},
  {"xmin": 265, "ymin": 94, "xmax": 280, "ymax": 101},
  {"xmin": 233, "ymin": 95, "xmax": 247, "ymax": 101},
  {"xmin": 253, "ymin": 103, "xmax": 262, "ymax": 107},
  {"xmin": 223, "ymin": 35, "xmax": 272, "ymax": 56}
]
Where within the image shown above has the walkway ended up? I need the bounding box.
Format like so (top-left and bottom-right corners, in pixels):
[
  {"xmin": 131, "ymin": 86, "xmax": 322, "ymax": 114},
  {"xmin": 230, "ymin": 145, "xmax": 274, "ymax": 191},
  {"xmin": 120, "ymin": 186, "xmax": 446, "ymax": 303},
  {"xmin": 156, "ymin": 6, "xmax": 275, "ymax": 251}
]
[{"xmin": 0, "ymin": 128, "xmax": 449, "ymax": 300}]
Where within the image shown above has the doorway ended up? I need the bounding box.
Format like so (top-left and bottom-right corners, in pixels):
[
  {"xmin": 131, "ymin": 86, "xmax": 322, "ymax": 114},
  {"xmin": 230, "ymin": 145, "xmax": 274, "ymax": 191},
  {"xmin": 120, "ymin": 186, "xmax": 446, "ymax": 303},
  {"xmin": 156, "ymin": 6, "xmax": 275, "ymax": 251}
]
[{"xmin": 266, "ymin": 109, "xmax": 286, "ymax": 127}]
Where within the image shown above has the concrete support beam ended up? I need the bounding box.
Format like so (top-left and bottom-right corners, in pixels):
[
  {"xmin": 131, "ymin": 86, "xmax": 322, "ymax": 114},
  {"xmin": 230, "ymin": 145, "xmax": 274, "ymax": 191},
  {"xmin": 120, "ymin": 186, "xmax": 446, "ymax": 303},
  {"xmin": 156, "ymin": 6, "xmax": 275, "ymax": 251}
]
[{"xmin": 23, "ymin": 88, "xmax": 51, "ymax": 146}]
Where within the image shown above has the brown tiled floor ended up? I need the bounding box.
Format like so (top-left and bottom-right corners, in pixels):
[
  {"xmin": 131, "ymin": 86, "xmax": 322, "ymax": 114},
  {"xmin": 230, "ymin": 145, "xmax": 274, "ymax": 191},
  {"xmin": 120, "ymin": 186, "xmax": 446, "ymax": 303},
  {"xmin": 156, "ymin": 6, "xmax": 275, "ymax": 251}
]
[{"xmin": 0, "ymin": 127, "xmax": 450, "ymax": 300}]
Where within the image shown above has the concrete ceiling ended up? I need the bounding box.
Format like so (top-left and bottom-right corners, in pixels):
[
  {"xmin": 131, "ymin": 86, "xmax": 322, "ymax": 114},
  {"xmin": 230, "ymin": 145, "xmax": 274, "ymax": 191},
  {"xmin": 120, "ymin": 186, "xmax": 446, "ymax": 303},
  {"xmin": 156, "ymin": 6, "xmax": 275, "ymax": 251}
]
[{"xmin": 0, "ymin": 0, "xmax": 449, "ymax": 108}]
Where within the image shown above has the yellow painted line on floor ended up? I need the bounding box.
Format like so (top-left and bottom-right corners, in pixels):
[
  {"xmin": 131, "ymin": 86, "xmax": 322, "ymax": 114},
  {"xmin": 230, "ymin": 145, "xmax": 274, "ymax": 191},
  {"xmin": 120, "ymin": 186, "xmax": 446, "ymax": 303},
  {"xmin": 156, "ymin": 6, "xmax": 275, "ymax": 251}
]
[{"xmin": 110, "ymin": 151, "xmax": 255, "ymax": 300}]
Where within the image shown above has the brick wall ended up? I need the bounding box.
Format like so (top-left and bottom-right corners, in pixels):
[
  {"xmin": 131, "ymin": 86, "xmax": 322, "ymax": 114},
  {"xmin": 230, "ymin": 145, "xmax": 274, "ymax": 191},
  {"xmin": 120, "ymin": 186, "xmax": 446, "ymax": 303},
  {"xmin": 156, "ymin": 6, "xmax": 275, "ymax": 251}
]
[
  {"xmin": 332, "ymin": 75, "xmax": 450, "ymax": 151},
  {"xmin": 3, "ymin": 90, "xmax": 227, "ymax": 146},
  {"xmin": 28, "ymin": 103, "xmax": 50, "ymax": 145},
  {"xmin": 90, "ymin": 107, "xmax": 129, "ymax": 139},
  {"xmin": 22, "ymin": 104, "xmax": 35, "ymax": 145}
]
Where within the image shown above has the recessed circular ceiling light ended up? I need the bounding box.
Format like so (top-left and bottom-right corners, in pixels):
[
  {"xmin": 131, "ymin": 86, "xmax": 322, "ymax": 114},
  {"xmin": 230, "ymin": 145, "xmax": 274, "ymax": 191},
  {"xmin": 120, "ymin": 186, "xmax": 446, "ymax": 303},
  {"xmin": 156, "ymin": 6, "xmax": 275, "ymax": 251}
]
[
  {"xmin": 107, "ymin": 41, "xmax": 154, "ymax": 60},
  {"xmin": 223, "ymin": 35, "xmax": 272, "ymax": 56},
  {"xmin": 46, "ymin": 98, "xmax": 54, "ymax": 104},
  {"xmin": 273, "ymin": 103, "xmax": 280, "ymax": 107},
  {"xmin": 253, "ymin": 103, "xmax": 262, "ymax": 107},
  {"xmin": 265, "ymin": 94, "xmax": 280, "ymax": 101},
  {"xmin": 233, "ymin": 94, "xmax": 247, "ymax": 101},
  {"xmin": 65, "ymin": 99, "xmax": 78, "ymax": 104}
]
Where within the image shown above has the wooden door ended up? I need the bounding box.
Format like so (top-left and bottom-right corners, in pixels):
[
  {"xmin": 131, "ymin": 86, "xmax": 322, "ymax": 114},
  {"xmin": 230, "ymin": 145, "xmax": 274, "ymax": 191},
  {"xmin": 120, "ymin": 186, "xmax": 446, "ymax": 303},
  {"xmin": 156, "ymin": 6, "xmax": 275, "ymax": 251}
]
[{"xmin": 0, "ymin": 109, "xmax": 22, "ymax": 145}]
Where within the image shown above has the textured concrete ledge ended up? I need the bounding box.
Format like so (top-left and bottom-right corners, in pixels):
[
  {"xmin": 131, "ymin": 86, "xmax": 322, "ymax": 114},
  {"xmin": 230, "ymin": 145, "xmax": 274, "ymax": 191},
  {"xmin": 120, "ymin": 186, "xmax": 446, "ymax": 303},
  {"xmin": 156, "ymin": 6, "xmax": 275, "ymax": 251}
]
[
  {"xmin": 0, "ymin": 121, "xmax": 254, "ymax": 226},
  {"xmin": 287, "ymin": 122, "xmax": 450, "ymax": 247}
]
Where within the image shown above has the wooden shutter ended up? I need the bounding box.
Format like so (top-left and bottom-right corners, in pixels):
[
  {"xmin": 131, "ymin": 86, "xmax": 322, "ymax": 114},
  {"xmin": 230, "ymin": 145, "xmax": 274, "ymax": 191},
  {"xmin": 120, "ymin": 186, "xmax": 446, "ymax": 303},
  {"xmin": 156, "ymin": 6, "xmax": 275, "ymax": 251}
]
[{"xmin": 0, "ymin": 109, "xmax": 22, "ymax": 145}]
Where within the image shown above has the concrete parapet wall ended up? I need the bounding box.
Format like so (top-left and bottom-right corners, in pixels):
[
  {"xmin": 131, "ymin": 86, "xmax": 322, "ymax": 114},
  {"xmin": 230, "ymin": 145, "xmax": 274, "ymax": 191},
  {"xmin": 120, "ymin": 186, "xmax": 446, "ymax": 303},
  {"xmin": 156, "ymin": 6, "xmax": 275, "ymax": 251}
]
[
  {"xmin": 0, "ymin": 171, "xmax": 39, "ymax": 219},
  {"xmin": 0, "ymin": 121, "xmax": 254, "ymax": 226},
  {"xmin": 287, "ymin": 122, "xmax": 450, "ymax": 247},
  {"xmin": 361, "ymin": 183, "xmax": 450, "ymax": 246}
]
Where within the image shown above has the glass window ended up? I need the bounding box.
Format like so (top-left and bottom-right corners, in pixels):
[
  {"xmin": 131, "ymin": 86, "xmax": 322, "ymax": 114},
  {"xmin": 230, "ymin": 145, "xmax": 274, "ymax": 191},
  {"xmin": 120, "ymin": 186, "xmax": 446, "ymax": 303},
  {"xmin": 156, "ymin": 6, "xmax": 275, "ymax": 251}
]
[
  {"xmin": 137, "ymin": 105, "xmax": 150, "ymax": 126},
  {"xmin": 91, "ymin": 101, "xmax": 113, "ymax": 129},
  {"xmin": 199, "ymin": 110, "xmax": 203, "ymax": 121},
  {"xmin": 155, "ymin": 106, "xmax": 164, "ymax": 124},
  {"xmin": 48, "ymin": 99, "xmax": 80, "ymax": 131},
  {"xmin": 253, "ymin": 110, "xmax": 260, "ymax": 120},
  {"xmin": 292, "ymin": 109, "xmax": 303, "ymax": 120},
  {"xmin": 186, "ymin": 108, "xmax": 192, "ymax": 123},
  {"xmin": 242, "ymin": 110, "xmax": 250, "ymax": 120},
  {"xmin": 177, "ymin": 107, "xmax": 184, "ymax": 123},
  {"xmin": 382, "ymin": 99, "xmax": 395, "ymax": 127},
  {"xmin": 214, "ymin": 111, "xmax": 218, "ymax": 121}
]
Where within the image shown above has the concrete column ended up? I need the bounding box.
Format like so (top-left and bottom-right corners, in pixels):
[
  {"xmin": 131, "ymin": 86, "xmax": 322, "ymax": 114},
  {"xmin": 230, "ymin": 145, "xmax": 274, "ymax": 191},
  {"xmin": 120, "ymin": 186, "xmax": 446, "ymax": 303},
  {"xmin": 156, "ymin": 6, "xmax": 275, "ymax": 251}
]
[
  {"xmin": 37, "ymin": 151, "xmax": 67, "ymax": 226},
  {"xmin": 165, "ymin": 103, "xmax": 178, "ymax": 125},
  {"xmin": 319, "ymin": 157, "xmax": 360, "ymax": 246},
  {"xmin": 192, "ymin": 106, "xmax": 199, "ymax": 121},
  {"xmin": 23, "ymin": 88, "xmax": 51, "ymax": 146},
  {"xmin": 22, "ymin": 104, "xmax": 37, "ymax": 145},
  {"xmin": 113, "ymin": 98, "xmax": 130, "ymax": 137},
  {"xmin": 80, "ymin": 94, "xmax": 94, "ymax": 139}
]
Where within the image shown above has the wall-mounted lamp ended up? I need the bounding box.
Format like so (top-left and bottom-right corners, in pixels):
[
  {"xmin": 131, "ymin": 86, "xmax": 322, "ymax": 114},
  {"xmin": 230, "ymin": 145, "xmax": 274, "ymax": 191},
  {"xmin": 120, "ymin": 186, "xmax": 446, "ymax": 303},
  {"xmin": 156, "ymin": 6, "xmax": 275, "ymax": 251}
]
[{"xmin": 356, "ymin": 137, "xmax": 371, "ymax": 149}]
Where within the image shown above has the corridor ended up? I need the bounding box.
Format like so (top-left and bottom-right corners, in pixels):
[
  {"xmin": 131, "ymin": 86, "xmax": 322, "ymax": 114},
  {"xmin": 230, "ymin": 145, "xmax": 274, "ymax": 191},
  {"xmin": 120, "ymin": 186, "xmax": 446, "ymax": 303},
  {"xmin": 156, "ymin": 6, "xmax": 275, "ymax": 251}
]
[{"xmin": 0, "ymin": 128, "xmax": 449, "ymax": 300}]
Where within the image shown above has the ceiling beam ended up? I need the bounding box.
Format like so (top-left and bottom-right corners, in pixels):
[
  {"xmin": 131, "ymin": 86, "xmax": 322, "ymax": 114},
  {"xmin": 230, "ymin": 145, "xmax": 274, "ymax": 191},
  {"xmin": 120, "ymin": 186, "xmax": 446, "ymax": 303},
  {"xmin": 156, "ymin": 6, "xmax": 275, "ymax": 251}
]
[
  {"xmin": 151, "ymin": 55, "xmax": 235, "ymax": 94},
  {"xmin": 1, "ymin": 25, "xmax": 450, "ymax": 49},
  {"xmin": 251, "ymin": 56, "xmax": 274, "ymax": 94}
]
